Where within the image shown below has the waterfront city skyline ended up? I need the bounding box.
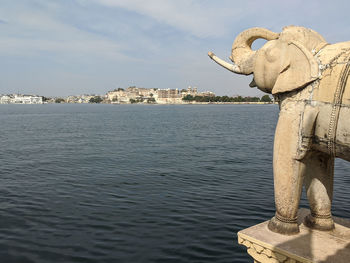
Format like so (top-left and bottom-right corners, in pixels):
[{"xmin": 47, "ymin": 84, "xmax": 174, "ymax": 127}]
[{"xmin": 1, "ymin": 0, "xmax": 350, "ymax": 97}]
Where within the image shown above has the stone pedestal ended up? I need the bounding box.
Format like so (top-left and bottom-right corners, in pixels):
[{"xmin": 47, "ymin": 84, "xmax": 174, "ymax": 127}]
[{"xmin": 238, "ymin": 209, "xmax": 350, "ymax": 263}]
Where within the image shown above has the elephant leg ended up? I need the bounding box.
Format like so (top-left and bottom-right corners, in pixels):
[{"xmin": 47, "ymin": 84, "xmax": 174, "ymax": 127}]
[
  {"xmin": 268, "ymin": 108, "xmax": 306, "ymax": 235},
  {"xmin": 303, "ymin": 152, "xmax": 335, "ymax": 231}
]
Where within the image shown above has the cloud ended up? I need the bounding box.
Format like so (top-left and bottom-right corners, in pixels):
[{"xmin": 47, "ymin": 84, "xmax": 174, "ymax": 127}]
[
  {"xmin": 91, "ymin": 0, "xmax": 238, "ymax": 38},
  {"xmin": 2, "ymin": 0, "xmax": 350, "ymax": 96},
  {"xmin": 0, "ymin": 37, "xmax": 124, "ymax": 60},
  {"xmin": 0, "ymin": 4, "xmax": 128, "ymax": 61}
]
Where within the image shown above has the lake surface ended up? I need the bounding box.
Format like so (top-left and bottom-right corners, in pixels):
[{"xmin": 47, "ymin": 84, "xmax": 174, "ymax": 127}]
[{"xmin": 0, "ymin": 104, "xmax": 349, "ymax": 263}]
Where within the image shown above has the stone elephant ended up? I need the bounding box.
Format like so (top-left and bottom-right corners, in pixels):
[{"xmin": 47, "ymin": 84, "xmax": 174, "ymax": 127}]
[{"xmin": 209, "ymin": 26, "xmax": 350, "ymax": 235}]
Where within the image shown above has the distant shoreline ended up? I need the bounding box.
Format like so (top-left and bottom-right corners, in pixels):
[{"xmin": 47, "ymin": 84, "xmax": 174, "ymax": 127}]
[
  {"xmin": 178, "ymin": 102, "xmax": 276, "ymax": 105},
  {"xmin": 1, "ymin": 89, "xmax": 274, "ymax": 105},
  {"xmin": 109, "ymin": 101, "xmax": 277, "ymax": 105},
  {"xmin": 0, "ymin": 102, "xmax": 277, "ymax": 105}
]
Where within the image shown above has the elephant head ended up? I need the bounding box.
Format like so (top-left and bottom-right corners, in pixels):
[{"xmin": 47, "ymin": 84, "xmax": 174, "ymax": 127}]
[{"xmin": 209, "ymin": 26, "xmax": 327, "ymax": 94}]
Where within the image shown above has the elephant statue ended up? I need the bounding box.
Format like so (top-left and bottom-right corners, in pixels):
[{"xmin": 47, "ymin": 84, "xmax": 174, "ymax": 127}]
[{"xmin": 208, "ymin": 26, "xmax": 350, "ymax": 235}]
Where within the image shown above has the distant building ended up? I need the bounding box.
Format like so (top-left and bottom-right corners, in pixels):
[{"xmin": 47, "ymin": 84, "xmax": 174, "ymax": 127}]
[
  {"xmin": 106, "ymin": 87, "xmax": 158, "ymax": 104},
  {"xmin": 181, "ymin": 86, "xmax": 215, "ymax": 98},
  {"xmin": 157, "ymin": 89, "xmax": 182, "ymax": 104},
  {"xmin": 105, "ymin": 86, "xmax": 215, "ymax": 104},
  {"xmin": 0, "ymin": 94, "xmax": 43, "ymax": 104},
  {"xmin": 66, "ymin": 95, "xmax": 98, "ymax": 103},
  {"xmin": 0, "ymin": 95, "xmax": 11, "ymax": 104},
  {"xmin": 196, "ymin": 91, "xmax": 215, "ymax": 97}
]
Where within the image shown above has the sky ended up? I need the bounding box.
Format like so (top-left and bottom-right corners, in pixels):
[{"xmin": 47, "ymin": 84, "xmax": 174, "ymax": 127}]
[{"xmin": 1, "ymin": 0, "xmax": 350, "ymax": 97}]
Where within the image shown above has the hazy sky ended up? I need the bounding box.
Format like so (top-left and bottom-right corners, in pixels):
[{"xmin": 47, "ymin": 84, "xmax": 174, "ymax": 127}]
[{"xmin": 1, "ymin": 0, "xmax": 350, "ymax": 97}]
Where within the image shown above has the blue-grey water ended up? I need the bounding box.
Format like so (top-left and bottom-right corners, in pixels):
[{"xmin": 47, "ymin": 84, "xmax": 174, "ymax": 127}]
[{"xmin": 0, "ymin": 104, "xmax": 349, "ymax": 263}]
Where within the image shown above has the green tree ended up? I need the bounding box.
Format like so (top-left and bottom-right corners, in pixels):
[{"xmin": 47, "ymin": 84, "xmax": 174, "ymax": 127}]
[
  {"xmin": 182, "ymin": 94, "xmax": 195, "ymax": 101},
  {"xmin": 113, "ymin": 88, "xmax": 124, "ymax": 91},
  {"xmin": 246, "ymin": 96, "xmax": 260, "ymax": 102},
  {"xmin": 89, "ymin": 96, "xmax": 103, "ymax": 103},
  {"xmin": 138, "ymin": 95, "xmax": 144, "ymax": 102},
  {"xmin": 130, "ymin": 99, "xmax": 137, "ymax": 104},
  {"xmin": 234, "ymin": 96, "xmax": 245, "ymax": 102},
  {"xmin": 221, "ymin": 95, "xmax": 230, "ymax": 102},
  {"xmin": 147, "ymin": 98, "xmax": 156, "ymax": 103},
  {"xmin": 55, "ymin": 98, "xmax": 65, "ymax": 103},
  {"xmin": 261, "ymin": 95, "xmax": 272, "ymax": 102},
  {"xmin": 194, "ymin": 96, "xmax": 211, "ymax": 102},
  {"xmin": 213, "ymin": 96, "xmax": 221, "ymax": 102}
]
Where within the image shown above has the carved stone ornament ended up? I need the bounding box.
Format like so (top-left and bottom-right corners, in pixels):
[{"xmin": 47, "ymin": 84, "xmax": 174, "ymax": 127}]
[{"xmin": 238, "ymin": 235, "xmax": 298, "ymax": 263}]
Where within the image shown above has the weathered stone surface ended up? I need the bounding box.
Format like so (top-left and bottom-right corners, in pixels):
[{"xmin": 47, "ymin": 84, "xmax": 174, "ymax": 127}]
[
  {"xmin": 238, "ymin": 209, "xmax": 350, "ymax": 263},
  {"xmin": 209, "ymin": 25, "xmax": 350, "ymax": 235}
]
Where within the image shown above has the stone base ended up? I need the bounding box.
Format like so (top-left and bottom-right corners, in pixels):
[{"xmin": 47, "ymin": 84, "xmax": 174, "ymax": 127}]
[{"xmin": 238, "ymin": 209, "xmax": 350, "ymax": 263}]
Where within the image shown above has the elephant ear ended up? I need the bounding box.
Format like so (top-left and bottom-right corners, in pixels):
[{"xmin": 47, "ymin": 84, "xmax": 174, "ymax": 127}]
[{"xmin": 271, "ymin": 41, "xmax": 319, "ymax": 95}]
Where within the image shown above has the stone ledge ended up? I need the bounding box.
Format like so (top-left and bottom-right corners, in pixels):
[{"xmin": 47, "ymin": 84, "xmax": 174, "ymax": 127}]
[{"xmin": 238, "ymin": 209, "xmax": 350, "ymax": 263}]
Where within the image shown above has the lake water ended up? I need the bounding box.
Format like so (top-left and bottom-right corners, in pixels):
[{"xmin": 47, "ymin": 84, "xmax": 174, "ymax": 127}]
[{"xmin": 0, "ymin": 104, "xmax": 349, "ymax": 263}]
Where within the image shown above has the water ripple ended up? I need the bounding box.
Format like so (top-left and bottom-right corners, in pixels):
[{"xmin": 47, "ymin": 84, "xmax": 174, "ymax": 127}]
[{"xmin": 0, "ymin": 104, "xmax": 349, "ymax": 263}]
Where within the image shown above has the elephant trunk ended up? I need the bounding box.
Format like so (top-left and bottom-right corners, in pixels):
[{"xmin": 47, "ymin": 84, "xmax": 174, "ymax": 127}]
[{"xmin": 231, "ymin": 28, "xmax": 279, "ymax": 75}]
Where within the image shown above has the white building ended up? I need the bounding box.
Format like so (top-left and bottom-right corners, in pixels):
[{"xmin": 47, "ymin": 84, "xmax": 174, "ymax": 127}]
[
  {"xmin": 13, "ymin": 95, "xmax": 43, "ymax": 104},
  {"xmin": 0, "ymin": 95, "xmax": 11, "ymax": 104},
  {"xmin": 0, "ymin": 94, "xmax": 43, "ymax": 104}
]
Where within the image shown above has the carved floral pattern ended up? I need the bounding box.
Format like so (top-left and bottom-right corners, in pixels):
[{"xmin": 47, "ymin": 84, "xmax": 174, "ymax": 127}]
[{"xmin": 238, "ymin": 235, "xmax": 301, "ymax": 263}]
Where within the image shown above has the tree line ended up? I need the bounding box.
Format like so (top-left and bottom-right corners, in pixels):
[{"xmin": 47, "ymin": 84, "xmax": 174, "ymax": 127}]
[
  {"xmin": 182, "ymin": 94, "xmax": 272, "ymax": 103},
  {"xmin": 49, "ymin": 94, "xmax": 272, "ymax": 104}
]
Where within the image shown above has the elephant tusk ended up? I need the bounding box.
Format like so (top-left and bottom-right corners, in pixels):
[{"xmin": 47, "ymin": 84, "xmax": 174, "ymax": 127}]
[{"xmin": 208, "ymin": 52, "xmax": 241, "ymax": 74}]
